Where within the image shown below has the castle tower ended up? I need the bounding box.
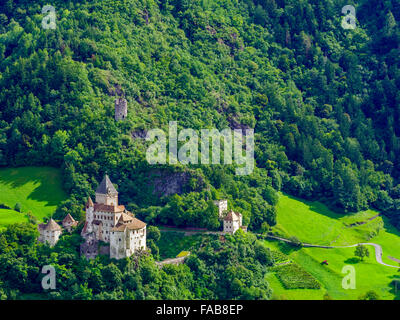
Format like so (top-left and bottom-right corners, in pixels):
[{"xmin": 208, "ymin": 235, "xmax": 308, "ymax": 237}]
[
  {"xmin": 38, "ymin": 218, "xmax": 62, "ymax": 247},
  {"xmin": 86, "ymin": 197, "xmax": 94, "ymax": 223},
  {"xmin": 115, "ymin": 98, "xmax": 128, "ymax": 121},
  {"xmin": 62, "ymin": 213, "xmax": 78, "ymax": 232},
  {"xmin": 214, "ymin": 200, "xmax": 228, "ymax": 218},
  {"xmin": 95, "ymin": 175, "xmax": 118, "ymax": 206}
]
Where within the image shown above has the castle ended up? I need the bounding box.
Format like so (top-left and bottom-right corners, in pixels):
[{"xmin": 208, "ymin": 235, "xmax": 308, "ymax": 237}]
[{"xmin": 81, "ymin": 175, "xmax": 147, "ymax": 260}]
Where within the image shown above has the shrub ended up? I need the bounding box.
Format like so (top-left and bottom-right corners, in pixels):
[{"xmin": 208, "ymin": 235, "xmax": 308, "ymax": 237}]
[
  {"xmin": 14, "ymin": 203, "xmax": 22, "ymax": 212},
  {"xmin": 147, "ymin": 225, "xmax": 161, "ymax": 242},
  {"xmin": 289, "ymin": 236, "xmax": 302, "ymax": 248},
  {"xmin": 358, "ymin": 290, "xmax": 380, "ymax": 300}
]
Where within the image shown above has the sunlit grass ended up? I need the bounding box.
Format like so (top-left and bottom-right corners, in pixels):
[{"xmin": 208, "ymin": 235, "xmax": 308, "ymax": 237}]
[{"xmin": 0, "ymin": 167, "xmax": 67, "ymax": 225}]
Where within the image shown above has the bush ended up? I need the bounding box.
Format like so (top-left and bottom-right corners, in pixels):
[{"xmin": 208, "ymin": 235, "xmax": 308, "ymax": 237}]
[
  {"xmin": 14, "ymin": 203, "xmax": 22, "ymax": 212},
  {"xmin": 147, "ymin": 226, "xmax": 161, "ymax": 242},
  {"xmin": 289, "ymin": 236, "xmax": 302, "ymax": 248},
  {"xmin": 270, "ymin": 250, "xmax": 290, "ymax": 264},
  {"xmin": 254, "ymin": 242, "xmax": 274, "ymax": 266},
  {"xmin": 26, "ymin": 211, "xmax": 37, "ymax": 224},
  {"xmin": 358, "ymin": 290, "xmax": 380, "ymax": 300},
  {"xmin": 323, "ymin": 292, "xmax": 334, "ymax": 300}
]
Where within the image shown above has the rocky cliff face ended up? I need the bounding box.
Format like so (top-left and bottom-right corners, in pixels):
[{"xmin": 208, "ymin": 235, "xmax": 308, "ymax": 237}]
[{"xmin": 150, "ymin": 169, "xmax": 206, "ymax": 198}]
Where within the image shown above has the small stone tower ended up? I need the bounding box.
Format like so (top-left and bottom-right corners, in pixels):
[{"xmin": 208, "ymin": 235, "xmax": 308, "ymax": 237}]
[
  {"xmin": 115, "ymin": 98, "xmax": 128, "ymax": 121},
  {"xmin": 214, "ymin": 199, "xmax": 228, "ymax": 218}
]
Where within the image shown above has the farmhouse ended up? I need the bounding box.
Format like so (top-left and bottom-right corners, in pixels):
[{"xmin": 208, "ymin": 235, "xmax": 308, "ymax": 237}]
[
  {"xmin": 38, "ymin": 218, "xmax": 62, "ymax": 247},
  {"xmin": 81, "ymin": 175, "xmax": 147, "ymax": 260}
]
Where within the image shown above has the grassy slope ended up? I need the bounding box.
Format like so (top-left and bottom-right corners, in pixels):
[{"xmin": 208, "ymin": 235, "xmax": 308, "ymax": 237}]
[
  {"xmin": 158, "ymin": 232, "xmax": 205, "ymax": 260},
  {"xmin": 0, "ymin": 167, "xmax": 67, "ymax": 225},
  {"xmin": 273, "ymin": 193, "xmax": 381, "ymax": 246},
  {"xmin": 266, "ymin": 193, "xmax": 400, "ymax": 300},
  {"xmin": 0, "ymin": 209, "xmax": 29, "ymax": 231}
]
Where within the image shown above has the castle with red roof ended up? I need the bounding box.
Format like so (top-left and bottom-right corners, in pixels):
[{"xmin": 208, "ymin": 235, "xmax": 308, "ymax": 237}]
[{"xmin": 81, "ymin": 175, "xmax": 147, "ymax": 259}]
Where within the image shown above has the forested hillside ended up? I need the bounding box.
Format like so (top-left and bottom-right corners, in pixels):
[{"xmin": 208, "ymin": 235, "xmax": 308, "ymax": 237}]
[{"xmin": 0, "ymin": 0, "xmax": 400, "ymax": 232}]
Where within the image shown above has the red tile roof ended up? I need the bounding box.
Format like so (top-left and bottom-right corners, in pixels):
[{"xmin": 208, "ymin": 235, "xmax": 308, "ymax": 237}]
[
  {"xmin": 94, "ymin": 203, "xmax": 125, "ymax": 213},
  {"xmin": 112, "ymin": 218, "xmax": 146, "ymax": 232},
  {"xmin": 62, "ymin": 213, "xmax": 77, "ymax": 224},
  {"xmin": 223, "ymin": 210, "xmax": 241, "ymax": 221},
  {"xmin": 38, "ymin": 218, "xmax": 62, "ymax": 232}
]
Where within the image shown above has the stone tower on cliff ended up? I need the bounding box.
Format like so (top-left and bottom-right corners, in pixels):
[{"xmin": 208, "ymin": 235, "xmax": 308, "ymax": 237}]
[{"xmin": 115, "ymin": 98, "xmax": 128, "ymax": 121}]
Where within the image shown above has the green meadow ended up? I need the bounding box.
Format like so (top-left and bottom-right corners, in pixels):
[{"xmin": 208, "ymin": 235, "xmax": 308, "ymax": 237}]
[
  {"xmin": 266, "ymin": 193, "xmax": 400, "ymax": 300},
  {"xmin": 158, "ymin": 231, "xmax": 205, "ymax": 259},
  {"xmin": 273, "ymin": 193, "xmax": 381, "ymax": 246},
  {"xmin": 0, "ymin": 209, "xmax": 29, "ymax": 231},
  {"xmin": 0, "ymin": 167, "xmax": 67, "ymax": 228}
]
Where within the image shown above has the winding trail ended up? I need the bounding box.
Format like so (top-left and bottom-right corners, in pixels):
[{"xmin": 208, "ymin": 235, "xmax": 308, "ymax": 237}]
[{"xmin": 267, "ymin": 235, "xmax": 400, "ymax": 269}]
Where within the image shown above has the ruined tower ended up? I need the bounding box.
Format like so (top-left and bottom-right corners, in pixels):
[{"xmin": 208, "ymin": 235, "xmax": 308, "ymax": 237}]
[{"xmin": 115, "ymin": 98, "xmax": 128, "ymax": 121}]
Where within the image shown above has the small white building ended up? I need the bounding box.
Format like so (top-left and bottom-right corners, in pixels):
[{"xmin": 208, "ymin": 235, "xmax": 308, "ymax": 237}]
[
  {"xmin": 214, "ymin": 200, "xmax": 228, "ymax": 218},
  {"xmin": 62, "ymin": 214, "xmax": 78, "ymax": 232},
  {"xmin": 223, "ymin": 210, "xmax": 246, "ymax": 234},
  {"xmin": 38, "ymin": 218, "xmax": 62, "ymax": 247}
]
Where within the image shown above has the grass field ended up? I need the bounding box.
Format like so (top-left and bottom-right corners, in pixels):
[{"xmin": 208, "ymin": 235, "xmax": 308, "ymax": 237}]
[
  {"xmin": 0, "ymin": 167, "xmax": 67, "ymax": 227},
  {"xmin": 0, "ymin": 209, "xmax": 29, "ymax": 231},
  {"xmin": 266, "ymin": 193, "xmax": 400, "ymax": 300},
  {"xmin": 158, "ymin": 232, "xmax": 205, "ymax": 259},
  {"xmin": 273, "ymin": 193, "xmax": 383, "ymax": 246}
]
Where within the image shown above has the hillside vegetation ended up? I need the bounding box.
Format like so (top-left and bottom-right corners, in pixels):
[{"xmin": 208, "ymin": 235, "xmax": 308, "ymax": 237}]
[
  {"xmin": 0, "ymin": 0, "xmax": 399, "ymax": 231},
  {"xmin": 0, "ymin": 0, "xmax": 400, "ymax": 300}
]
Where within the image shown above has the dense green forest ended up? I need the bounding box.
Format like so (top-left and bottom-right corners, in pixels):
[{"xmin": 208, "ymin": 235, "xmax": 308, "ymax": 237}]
[
  {"xmin": 0, "ymin": 0, "xmax": 399, "ymax": 299},
  {"xmin": 0, "ymin": 222, "xmax": 273, "ymax": 299},
  {"xmin": 1, "ymin": 0, "xmax": 400, "ymax": 230}
]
